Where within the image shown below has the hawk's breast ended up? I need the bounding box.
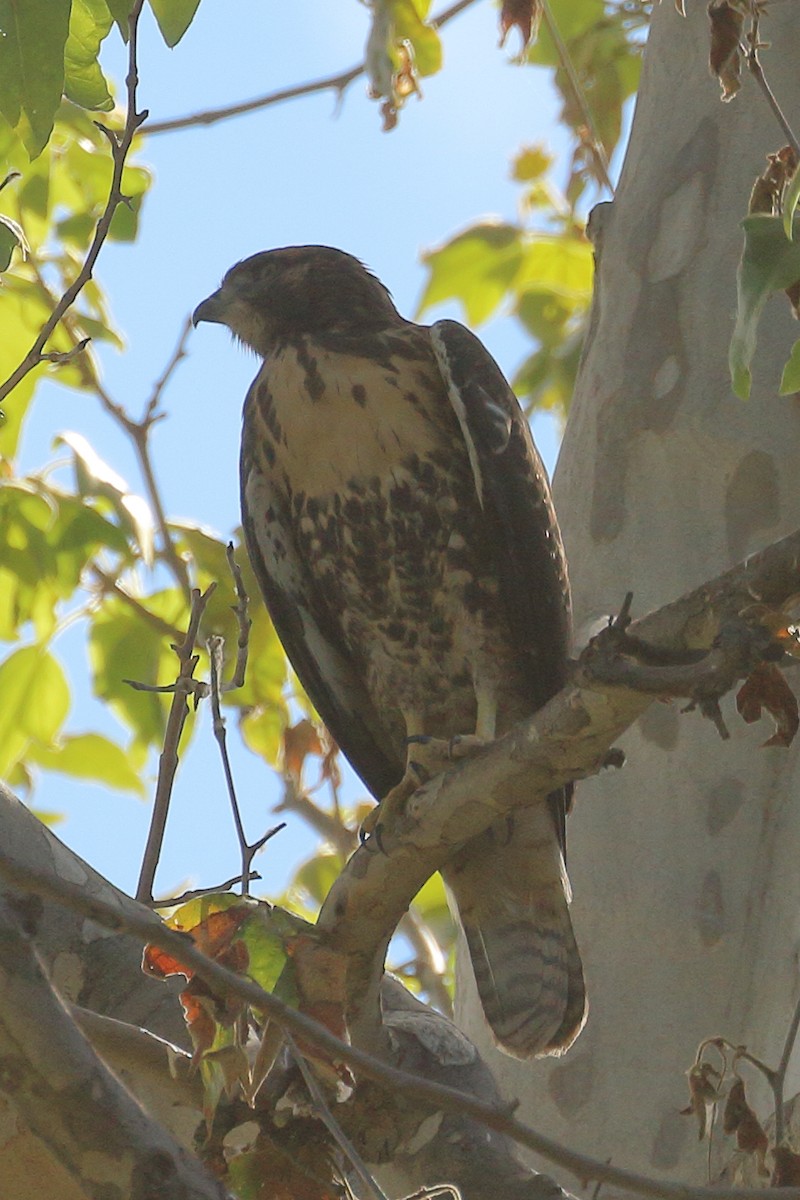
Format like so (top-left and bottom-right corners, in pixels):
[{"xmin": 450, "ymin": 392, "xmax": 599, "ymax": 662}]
[{"xmin": 244, "ymin": 334, "xmax": 532, "ymax": 743}]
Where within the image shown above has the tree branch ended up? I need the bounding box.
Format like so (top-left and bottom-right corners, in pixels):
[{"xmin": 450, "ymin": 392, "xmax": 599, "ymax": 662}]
[
  {"xmin": 0, "ymin": 897, "xmax": 226, "ymax": 1200},
  {"xmin": 0, "ymin": 1, "xmax": 148, "ymax": 407},
  {"xmin": 318, "ymin": 526, "xmax": 800, "ymax": 1047},
  {"xmin": 143, "ymin": 0, "xmax": 479, "ymax": 136},
  {"xmin": 3, "ymin": 849, "xmax": 800, "ymax": 1200}
]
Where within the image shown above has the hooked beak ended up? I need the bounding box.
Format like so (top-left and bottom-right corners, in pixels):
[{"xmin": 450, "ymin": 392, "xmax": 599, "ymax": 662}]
[{"xmin": 192, "ymin": 289, "xmax": 228, "ymax": 328}]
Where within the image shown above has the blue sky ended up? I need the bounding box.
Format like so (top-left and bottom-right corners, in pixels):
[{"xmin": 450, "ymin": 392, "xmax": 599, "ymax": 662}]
[{"xmin": 18, "ymin": 1, "xmax": 580, "ymax": 902}]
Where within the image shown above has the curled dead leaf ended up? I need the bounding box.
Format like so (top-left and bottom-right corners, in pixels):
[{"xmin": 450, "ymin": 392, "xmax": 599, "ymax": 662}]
[
  {"xmin": 681, "ymin": 1061, "xmax": 722, "ymax": 1140},
  {"xmin": 723, "ymin": 1078, "xmax": 769, "ymax": 1176},
  {"xmin": 708, "ymin": 1, "xmax": 744, "ymax": 102},
  {"xmin": 736, "ymin": 662, "xmax": 799, "ymax": 747},
  {"xmin": 499, "ymin": 0, "xmax": 542, "ymax": 53}
]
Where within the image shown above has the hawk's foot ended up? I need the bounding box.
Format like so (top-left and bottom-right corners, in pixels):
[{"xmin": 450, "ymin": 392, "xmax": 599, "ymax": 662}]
[{"xmin": 359, "ymin": 760, "xmax": 429, "ymax": 844}]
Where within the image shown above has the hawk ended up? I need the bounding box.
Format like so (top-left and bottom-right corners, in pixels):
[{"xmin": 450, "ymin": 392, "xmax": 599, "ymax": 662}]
[{"xmin": 193, "ymin": 245, "xmax": 586, "ymax": 1057}]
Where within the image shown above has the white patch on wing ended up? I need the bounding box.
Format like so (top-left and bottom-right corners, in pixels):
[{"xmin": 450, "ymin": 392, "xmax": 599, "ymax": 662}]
[
  {"xmin": 430, "ymin": 324, "xmax": 485, "ymax": 510},
  {"xmin": 242, "ymin": 469, "xmax": 362, "ymax": 720}
]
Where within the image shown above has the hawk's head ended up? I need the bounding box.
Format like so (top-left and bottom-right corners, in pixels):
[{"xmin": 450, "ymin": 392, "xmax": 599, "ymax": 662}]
[{"xmin": 192, "ymin": 245, "xmax": 399, "ymax": 355}]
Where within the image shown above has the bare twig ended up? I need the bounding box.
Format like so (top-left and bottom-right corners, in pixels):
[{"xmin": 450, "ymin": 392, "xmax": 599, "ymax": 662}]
[
  {"xmin": 285, "ymin": 1032, "xmax": 390, "ymax": 1200},
  {"xmin": 223, "ymin": 543, "xmax": 250, "ymax": 692},
  {"xmin": 134, "ymin": 585, "xmax": 215, "ymax": 903},
  {"xmin": 144, "ymin": 0, "xmax": 478, "ymax": 136},
  {"xmin": 90, "ymin": 565, "xmax": 185, "ymax": 641},
  {"xmin": 3, "ymin": 850, "xmax": 800, "ymax": 1200},
  {"xmin": 208, "ymin": 633, "xmax": 284, "ymax": 893},
  {"xmin": 746, "ymin": 6, "xmax": 800, "ymax": 159},
  {"xmin": 0, "ymin": 0, "xmax": 148, "ymax": 406},
  {"xmin": 773, "ymin": 994, "xmax": 800, "ymax": 1144},
  {"xmin": 153, "ymin": 872, "xmax": 263, "ymax": 908}
]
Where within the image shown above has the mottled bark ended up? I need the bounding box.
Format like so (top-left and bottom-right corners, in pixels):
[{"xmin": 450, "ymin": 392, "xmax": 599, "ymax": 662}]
[{"xmin": 459, "ymin": 0, "xmax": 800, "ymax": 1184}]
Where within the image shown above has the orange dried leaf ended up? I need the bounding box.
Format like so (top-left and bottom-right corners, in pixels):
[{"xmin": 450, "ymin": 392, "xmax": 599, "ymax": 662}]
[
  {"xmin": 282, "ymin": 719, "xmax": 323, "ymax": 786},
  {"xmin": 736, "ymin": 662, "xmax": 799, "ymax": 747}
]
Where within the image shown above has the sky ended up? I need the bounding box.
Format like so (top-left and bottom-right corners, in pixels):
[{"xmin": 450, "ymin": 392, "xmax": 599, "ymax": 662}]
[{"xmin": 17, "ymin": 1, "xmax": 593, "ymax": 904}]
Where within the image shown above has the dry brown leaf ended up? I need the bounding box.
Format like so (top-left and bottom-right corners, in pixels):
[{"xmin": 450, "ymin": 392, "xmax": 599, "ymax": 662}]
[
  {"xmin": 722, "ymin": 1078, "xmax": 769, "ymax": 1176},
  {"xmin": 736, "ymin": 662, "xmax": 799, "ymax": 747},
  {"xmin": 708, "ymin": 1, "xmax": 744, "ymax": 102},
  {"xmin": 499, "ymin": 0, "xmax": 542, "ymax": 53},
  {"xmin": 681, "ymin": 1061, "xmax": 721, "ymax": 1140}
]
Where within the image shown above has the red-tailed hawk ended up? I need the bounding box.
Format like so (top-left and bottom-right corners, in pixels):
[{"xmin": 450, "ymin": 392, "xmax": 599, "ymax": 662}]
[{"xmin": 193, "ymin": 245, "xmax": 586, "ymax": 1056}]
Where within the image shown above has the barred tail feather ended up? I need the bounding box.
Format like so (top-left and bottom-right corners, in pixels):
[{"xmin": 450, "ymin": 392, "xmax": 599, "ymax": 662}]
[
  {"xmin": 462, "ymin": 895, "xmax": 586, "ymax": 1057},
  {"xmin": 444, "ymin": 804, "xmax": 587, "ymax": 1058}
]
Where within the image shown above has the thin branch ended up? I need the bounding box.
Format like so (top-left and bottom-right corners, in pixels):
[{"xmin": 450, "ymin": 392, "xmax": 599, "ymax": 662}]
[
  {"xmin": 222, "ymin": 542, "xmax": 250, "ymax": 692},
  {"xmin": 746, "ymin": 5, "xmax": 800, "ymax": 159},
  {"xmin": 23, "ymin": 209, "xmax": 191, "ymax": 596},
  {"xmin": 153, "ymin": 871, "xmax": 264, "ymax": 908},
  {"xmin": 208, "ymin": 633, "xmax": 282, "ymax": 893},
  {"xmin": 143, "ymin": 0, "xmax": 479, "ymax": 136},
  {"xmin": 3, "ymin": 851, "xmax": 800, "ymax": 1200},
  {"xmin": 541, "ymin": 0, "xmax": 615, "ymax": 195},
  {"xmin": 773, "ymin": 993, "xmax": 800, "ymax": 1144},
  {"xmin": 90, "ymin": 564, "xmax": 185, "ymax": 641},
  {"xmin": 286, "ymin": 1032, "xmax": 390, "ymax": 1200},
  {"xmin": 0, "ymin": 0, "xmax": 148, "ymax": 406},
  {"xmin": 134, "ymin": 585, "xmax": 215, "ymax": 904}
]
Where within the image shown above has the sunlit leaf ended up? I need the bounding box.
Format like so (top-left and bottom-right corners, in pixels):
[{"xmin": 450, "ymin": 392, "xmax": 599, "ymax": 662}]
[
  {"xmin": 0, "ymin": 0, "xmax": 71, "ymax": 156},
  {"xmin": 88, "ymin": 590, "xmax": 187, "ymax": 749},
  {"xmin": 147, "ymin": 0, "xmax": 202, "ymax": 47},
  {"xmin": 419, "ymin": 223, "xmax": 525, "ymax": 325},
  {"xmin": 64, "ymin": 0, "xmax": 115, "ymax": 112},
  {"xmin": 29, "ymin": 731, "xmax": 145, "ymax": 795},
  {"xmin": 0, "ymin": 645, "xmax": 70, "ymax": 777}
]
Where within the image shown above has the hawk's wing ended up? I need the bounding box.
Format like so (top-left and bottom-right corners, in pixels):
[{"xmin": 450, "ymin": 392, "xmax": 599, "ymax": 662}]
[{"xmin": 430, "ymin": 320, "xmax": 571, "ymax": 710}]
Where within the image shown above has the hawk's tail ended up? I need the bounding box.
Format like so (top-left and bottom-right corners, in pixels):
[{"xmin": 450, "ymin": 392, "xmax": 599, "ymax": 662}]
[{"xmin": 444, "ymin": 806, "xmax": 587, "ymax": 1058}]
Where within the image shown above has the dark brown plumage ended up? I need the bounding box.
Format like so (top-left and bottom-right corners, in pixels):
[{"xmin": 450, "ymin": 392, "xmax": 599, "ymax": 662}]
[{"xmin": 193, "ymin": 245, "xmax": 586, "ymax": 1056}]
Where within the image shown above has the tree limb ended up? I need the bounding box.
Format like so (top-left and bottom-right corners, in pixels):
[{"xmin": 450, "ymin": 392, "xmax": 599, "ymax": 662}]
[{"xmin": 318, "ymin": 525, "xmax": 800, "ymax": 1047}]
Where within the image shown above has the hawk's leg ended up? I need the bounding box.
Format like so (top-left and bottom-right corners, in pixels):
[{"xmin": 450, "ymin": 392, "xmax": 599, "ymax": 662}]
[{"xmin": 361, "ymin": 688, "xmax": 497, "ymax": 841}]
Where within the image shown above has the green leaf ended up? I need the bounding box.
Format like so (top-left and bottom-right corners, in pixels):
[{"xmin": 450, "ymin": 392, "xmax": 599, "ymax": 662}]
[
  {"xmin": 290, "ymin": 852, "xmax": 342, "ymax": 907},
  {"xmin": 29, "ymin": 732, "xmax": 145, "ymax": 795},
  {"xmin": 64, "ymin": 0, "xmax": 114, "ymax": 112},
  {"xmin": 0, "ymin": 645, "xmax": 70, "ymax": 778},
  {"xmin": 88, "ymin": 590, "xmax": 186, "ymax": 750},
  {"xmin": 0, "ymin": 212, "xmax": 27, "ymax": 270},
  {"xmin": 418, "ymin": 223, "xmax": 525, "ymax": 325},
  {"xmin": 729, "ymin": 214, "xmax": 800, "ymax": 399},
  {"xmin": 0, "ymin": 0, "xmax": 72, "ymax": 157},
  {"xmin": 147, "ymin": 0, "xmax": 201, "ymax": 47},
  {"xmin": 784, "ymin": 160, "xmax": 800, "ymax": 241},
  {"xmin": 392, "ymin": 0, "xmax": 442, "ymax": 77},
  {"xmin": 779, "ymin": 339, "xmax": 800, "ymax": 395}
]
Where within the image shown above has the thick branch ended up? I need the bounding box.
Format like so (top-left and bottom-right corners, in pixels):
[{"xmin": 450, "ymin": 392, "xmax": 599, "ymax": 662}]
[
  {"xmin": 0, "ymin": 898, "xmax": 225, "ymax": 1200},
  {"xmin": 2, "ymin": 850, "xmax": 799, "ymax": 1200},
  {"xmin": 318, "ymin": 526, "xmax": 800, "ymax": 1044}
]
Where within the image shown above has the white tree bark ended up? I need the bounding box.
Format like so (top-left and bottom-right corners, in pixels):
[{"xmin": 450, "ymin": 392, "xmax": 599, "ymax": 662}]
[{"xmin": 459, "ymin": 0, "xmax": 800, "ymax": 1181}]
